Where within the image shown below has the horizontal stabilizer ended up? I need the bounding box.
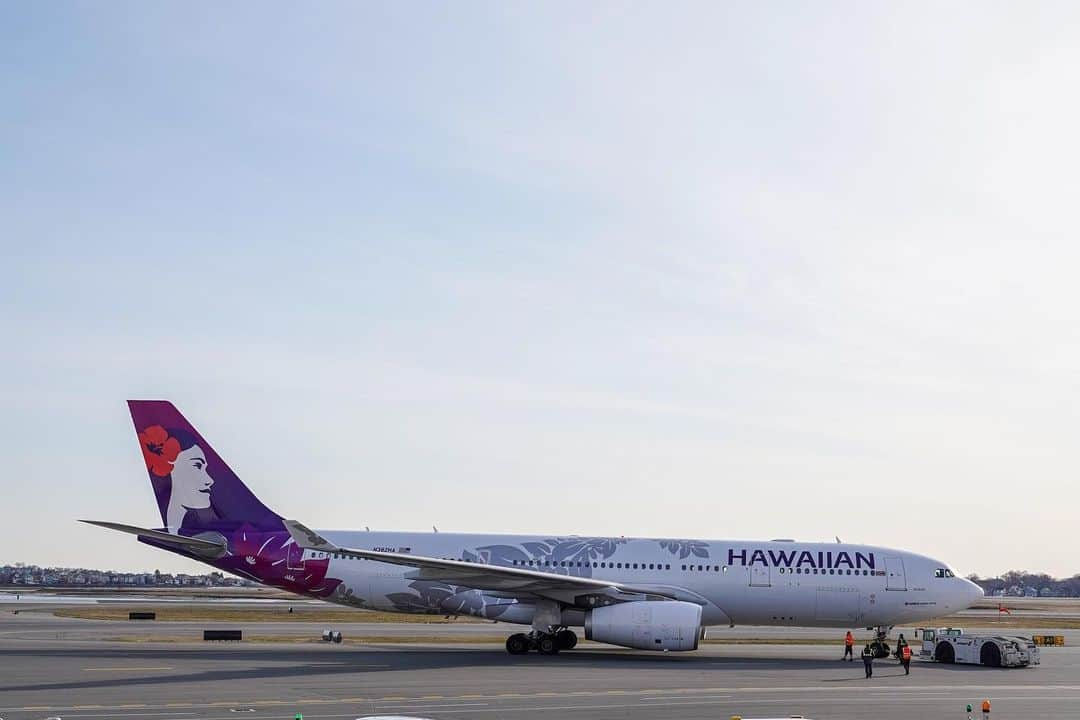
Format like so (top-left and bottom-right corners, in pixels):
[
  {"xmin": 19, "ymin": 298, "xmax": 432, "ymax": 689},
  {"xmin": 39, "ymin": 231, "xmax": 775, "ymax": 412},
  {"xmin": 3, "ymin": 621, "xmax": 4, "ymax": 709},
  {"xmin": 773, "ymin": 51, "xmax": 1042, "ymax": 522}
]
[
  {"xmin": 80, "ymin": 520, "xmax": 227, "ymax": 555},
  {"xmin": 283, "ymin": 520, "xmax": 338, "ymax": 552}
]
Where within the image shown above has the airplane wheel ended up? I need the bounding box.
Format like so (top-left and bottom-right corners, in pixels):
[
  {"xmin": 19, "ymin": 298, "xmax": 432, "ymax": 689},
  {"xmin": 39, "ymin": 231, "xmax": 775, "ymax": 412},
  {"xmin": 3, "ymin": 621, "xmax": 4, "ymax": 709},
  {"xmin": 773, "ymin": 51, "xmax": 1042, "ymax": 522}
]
[
  {"xmin": 505, "ymin": 633, "xmax": 529, "ymax": 655},
  {"xmin": 980, "ymin": 642, "xmax": 1002, "ymax": 667},
  {"xmin": 556, "ymin": 629, "xmax": 577, "ymax": 650},
  {"xmin": 537, "ymin": 634, "xmax": 559, "ymax": 655},
  {"xmin": 935, "ymin": 641, "xmax": 955, "ymax": 664}
]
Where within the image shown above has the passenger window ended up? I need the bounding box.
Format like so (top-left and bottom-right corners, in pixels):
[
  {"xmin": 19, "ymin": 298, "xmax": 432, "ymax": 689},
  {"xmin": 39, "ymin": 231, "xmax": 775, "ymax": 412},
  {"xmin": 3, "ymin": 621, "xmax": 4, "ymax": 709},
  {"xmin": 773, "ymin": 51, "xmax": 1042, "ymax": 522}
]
[
  {"xmin": 665, "ymin": 564, "xmax": 671, "ymax": 570},
  {"xmin": 682, "ymin": 565, "xmax": 687, "ymax": 571}
]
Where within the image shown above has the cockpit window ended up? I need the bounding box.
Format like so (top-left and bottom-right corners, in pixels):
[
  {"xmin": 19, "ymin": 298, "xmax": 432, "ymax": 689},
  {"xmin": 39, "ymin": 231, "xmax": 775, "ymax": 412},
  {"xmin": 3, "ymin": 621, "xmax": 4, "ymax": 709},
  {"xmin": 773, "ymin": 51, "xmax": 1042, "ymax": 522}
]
[{"xmin": 934, "ymin": 568, "xmax": 955, "ymax": 578}]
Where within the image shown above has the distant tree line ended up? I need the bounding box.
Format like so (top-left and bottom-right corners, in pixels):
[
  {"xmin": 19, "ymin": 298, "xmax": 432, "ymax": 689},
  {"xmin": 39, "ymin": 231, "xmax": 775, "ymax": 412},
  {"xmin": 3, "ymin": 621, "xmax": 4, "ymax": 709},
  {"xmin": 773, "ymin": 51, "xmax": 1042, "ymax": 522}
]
[{"xmin": 967, "ymin": 570, "xmax": 1080, "ymax": 598}]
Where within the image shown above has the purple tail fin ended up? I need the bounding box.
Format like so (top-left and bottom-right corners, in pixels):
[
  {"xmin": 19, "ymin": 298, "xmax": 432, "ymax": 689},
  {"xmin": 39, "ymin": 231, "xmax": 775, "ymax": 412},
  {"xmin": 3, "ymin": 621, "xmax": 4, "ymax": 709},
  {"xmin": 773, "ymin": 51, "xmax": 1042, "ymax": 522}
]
[{"xmin": 128, "ymin": 400, "xmax": 281, "ymax": 533}]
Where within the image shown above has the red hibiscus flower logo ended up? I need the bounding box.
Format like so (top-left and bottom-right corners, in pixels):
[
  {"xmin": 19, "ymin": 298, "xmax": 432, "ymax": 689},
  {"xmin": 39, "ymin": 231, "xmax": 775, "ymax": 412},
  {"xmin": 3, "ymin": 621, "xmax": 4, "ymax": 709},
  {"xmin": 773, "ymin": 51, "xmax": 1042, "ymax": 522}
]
[{"xmin": 139, "ymin": 425, "xmax": 181, "ymax": 477}]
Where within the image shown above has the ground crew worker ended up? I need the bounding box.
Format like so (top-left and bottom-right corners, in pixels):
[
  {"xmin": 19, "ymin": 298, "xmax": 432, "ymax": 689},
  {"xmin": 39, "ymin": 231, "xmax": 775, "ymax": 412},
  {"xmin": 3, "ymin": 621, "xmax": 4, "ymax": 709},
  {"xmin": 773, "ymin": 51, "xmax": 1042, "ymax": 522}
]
[
  {"xmin": 861, "ymin": 643, "xmax": 874, "ymax": 678},
  {"xmin": 900, "ymin": 642, "xmax": 912, "ymax": 674},
  {"xmin": 982, "ymin": 699, "xmax": 991, "ymax": 716},
  {"xmin": 843, "ymin": 630, "xmax": 854, "ymax": 661},
  {"xmin": 895, "ymin": 632, "xmax": 908, "ymax": 663}
]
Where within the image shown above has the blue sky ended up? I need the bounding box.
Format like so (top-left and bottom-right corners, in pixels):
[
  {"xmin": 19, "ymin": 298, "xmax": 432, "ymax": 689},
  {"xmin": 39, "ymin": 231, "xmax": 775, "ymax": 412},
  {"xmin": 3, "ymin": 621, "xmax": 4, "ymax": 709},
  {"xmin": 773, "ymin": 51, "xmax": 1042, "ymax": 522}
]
[{"xmin": 4, "ymin": 2, "xmax": 1080, "ymax": 577}]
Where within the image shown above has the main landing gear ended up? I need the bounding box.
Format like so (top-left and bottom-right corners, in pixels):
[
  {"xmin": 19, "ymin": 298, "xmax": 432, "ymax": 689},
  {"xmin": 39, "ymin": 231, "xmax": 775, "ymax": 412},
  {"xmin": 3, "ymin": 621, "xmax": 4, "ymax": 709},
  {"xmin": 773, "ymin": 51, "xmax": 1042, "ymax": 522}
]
[{"xmin": 505, "ymin": 628, "xmax": 577, "ymax": 655}]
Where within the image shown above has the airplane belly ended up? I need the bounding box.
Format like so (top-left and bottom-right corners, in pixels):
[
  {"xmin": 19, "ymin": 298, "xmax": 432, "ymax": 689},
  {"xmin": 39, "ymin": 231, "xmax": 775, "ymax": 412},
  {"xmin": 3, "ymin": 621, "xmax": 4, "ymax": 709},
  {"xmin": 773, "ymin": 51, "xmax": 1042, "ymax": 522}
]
[{"xmin": 813, "ymin": 587, "xmax": 860, "ymax": 624}]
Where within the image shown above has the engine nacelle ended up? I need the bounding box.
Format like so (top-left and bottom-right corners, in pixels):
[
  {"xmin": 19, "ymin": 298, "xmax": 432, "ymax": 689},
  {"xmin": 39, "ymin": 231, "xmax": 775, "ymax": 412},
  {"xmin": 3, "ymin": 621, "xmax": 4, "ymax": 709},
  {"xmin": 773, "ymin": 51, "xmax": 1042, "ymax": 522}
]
[{"xmin": 584, "ymin": 600, "xmax": 702, "ymax": 651}]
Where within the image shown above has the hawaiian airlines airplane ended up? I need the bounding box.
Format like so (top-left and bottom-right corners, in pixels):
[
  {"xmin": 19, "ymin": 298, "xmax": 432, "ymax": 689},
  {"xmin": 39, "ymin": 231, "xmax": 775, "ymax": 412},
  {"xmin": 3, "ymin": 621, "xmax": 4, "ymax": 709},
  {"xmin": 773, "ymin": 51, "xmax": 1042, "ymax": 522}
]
[{"xmin": 86, "ymin": 401, "xmax": 983, "ymax": 655}]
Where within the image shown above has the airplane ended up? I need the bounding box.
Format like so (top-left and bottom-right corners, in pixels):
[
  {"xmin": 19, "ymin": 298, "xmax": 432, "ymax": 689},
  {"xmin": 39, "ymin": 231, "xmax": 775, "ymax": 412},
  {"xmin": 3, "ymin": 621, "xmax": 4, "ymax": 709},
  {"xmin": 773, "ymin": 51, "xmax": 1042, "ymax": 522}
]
[{"xmin": 85, "ymin": 400, "xmax": 984, "ymax": 655}]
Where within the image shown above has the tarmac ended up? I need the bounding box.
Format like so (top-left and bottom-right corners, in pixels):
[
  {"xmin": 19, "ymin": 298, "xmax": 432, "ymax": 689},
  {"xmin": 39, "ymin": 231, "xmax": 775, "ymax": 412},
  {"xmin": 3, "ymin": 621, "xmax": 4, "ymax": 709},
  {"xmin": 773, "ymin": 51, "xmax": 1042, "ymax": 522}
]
[{"xmin": 1, "ymin": 609, "xmax": 1077, "ymax": 720}]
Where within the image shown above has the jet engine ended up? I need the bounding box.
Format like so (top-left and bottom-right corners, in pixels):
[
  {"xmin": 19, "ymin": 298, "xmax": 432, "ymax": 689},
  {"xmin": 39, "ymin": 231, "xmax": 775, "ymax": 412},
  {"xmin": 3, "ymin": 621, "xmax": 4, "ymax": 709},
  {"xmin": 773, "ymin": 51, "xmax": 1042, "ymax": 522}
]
[{"xmin": 584, "ymin": 600, "xmax": 702, "ymax": 650}]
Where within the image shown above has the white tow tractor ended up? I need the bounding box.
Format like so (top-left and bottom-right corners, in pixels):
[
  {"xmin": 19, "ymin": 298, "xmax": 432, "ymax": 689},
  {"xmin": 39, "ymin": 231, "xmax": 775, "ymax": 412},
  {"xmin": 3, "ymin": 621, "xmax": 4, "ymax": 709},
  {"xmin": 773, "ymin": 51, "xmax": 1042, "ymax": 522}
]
[{"xmin": 919, "ymin": 627, "xmax": 1040, "ymax": 668}]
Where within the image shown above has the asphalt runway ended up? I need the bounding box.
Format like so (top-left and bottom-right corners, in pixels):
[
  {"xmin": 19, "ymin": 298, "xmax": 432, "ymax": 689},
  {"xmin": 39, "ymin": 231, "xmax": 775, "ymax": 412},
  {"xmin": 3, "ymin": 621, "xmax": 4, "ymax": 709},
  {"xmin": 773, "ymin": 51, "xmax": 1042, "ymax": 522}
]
[{"xmin": 1, "ymin": 611, "xmax": 1077, "ymax": 720}]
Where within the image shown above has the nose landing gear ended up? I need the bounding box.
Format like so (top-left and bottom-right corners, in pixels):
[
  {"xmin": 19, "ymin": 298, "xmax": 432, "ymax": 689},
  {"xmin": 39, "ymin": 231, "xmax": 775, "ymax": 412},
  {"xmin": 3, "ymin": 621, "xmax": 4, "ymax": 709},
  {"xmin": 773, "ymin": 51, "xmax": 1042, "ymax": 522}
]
[
  {"xmin": 869, "ymin": 624, "xmax": 894, "ymax": 659},
  {"xmin": 505, "ymin": 628, "xmax": 578, "ymax": 655}
]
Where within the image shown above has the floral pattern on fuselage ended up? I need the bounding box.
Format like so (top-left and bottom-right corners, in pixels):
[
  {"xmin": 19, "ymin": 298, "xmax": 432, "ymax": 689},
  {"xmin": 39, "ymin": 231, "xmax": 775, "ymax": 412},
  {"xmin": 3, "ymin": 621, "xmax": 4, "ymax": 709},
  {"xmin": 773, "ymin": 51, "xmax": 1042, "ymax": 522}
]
[{"xmin": 658, "ymin": 539, "xmax": 711, "ymax": 559}]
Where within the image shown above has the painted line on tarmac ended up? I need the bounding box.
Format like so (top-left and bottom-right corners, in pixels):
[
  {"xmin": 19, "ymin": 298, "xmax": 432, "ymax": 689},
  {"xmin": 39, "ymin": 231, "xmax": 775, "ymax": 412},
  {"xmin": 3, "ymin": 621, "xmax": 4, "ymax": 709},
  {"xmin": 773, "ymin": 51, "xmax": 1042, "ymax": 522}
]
[
  {"xmin": 38, "ymin": 712, "xmax": 204, "ymax": 719},
  {"xmin": 375, "ymin": 702, "xmax": 492, "ymax": 710},
  {"xmin": 25, "ymin": 701, "xmax": 1080, "ymax": 720},
  {"xmin": 10, "ymin": 684, "xmax": 1080, "ymax": 714},
  {"xmin": 83, "ymin": 666, "xmax": 174, "ymax": 671}
]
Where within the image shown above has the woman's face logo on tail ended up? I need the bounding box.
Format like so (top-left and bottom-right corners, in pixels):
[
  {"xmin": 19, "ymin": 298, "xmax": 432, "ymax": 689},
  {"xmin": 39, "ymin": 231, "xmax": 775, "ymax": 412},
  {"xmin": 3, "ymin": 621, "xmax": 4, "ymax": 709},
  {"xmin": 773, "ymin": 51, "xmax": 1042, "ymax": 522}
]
[
  {"xmin": 170, "ymin": 445, "xmax": 214, "ymax": 510},
  {"xmin": 139, "ymin": 425, "xmax": 215, "ymax": 531}
]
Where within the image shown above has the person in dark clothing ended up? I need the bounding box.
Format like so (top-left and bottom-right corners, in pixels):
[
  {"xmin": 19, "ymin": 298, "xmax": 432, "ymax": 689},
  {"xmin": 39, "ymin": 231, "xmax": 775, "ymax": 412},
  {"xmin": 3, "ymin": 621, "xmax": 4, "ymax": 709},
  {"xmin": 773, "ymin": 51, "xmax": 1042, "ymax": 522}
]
[
  {"xmin": 861, "ymin": 644, "xmax": 874, "ymax": 678},
  {"xmin": 895, "ymin": 633, "xmax": 908, "ymax": 663}
]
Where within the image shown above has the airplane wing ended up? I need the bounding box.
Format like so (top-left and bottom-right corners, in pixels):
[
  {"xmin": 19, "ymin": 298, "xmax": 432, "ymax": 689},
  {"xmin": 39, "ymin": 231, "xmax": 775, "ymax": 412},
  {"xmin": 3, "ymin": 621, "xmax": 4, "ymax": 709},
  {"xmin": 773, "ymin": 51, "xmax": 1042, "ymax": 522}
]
[{"xmin": 283, "ymin": 520, "xmax": 680, "ymax": 603}]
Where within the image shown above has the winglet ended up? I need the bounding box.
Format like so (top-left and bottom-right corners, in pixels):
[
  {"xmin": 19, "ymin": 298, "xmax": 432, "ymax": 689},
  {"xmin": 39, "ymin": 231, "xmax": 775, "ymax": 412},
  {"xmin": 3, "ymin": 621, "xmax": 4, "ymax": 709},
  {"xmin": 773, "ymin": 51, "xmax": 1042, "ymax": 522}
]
[{"xmin": 283, "ymin": 520, "xmax": 338, "ymax": 552}]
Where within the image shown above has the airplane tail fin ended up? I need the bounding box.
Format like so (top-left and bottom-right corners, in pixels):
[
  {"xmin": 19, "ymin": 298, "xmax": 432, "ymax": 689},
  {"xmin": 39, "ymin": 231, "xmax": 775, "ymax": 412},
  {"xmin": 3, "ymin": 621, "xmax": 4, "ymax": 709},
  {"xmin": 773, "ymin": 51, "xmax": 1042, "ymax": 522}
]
[{"xmin": 127, "ymin": 400, "xmax": 281, "ymax": 533}]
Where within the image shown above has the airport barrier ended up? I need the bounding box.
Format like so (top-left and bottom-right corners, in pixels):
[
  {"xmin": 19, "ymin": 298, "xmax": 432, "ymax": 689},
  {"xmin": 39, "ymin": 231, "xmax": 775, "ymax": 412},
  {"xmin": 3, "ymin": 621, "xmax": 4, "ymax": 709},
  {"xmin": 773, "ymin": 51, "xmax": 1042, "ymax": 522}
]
[
  {"xmin": 128, "ymin": 611, "xmax": 156, "ymax": 620},
  {"xmin": 203, "ymin": 629, "xmax": 242, "ymax": 641},
  {"xmin": 1032, "ymin": 635, "xmax": 1065, "ymax": 646}
]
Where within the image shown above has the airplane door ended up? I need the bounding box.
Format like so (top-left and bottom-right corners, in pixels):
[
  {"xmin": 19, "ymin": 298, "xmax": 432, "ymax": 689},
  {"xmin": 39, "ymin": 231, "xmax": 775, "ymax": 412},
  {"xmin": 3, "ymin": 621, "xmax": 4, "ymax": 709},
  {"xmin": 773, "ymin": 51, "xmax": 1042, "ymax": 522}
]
[
  {"xmin": 885, "ymin": 557, "xmax": 907, "ymax": 591},
  {"xmin": 286, "ymin": 540, "xmax": 306, "ymax": 571},
  {"xmin": 749, "ymin": 564, "xmax": 771, "ymax": 587}
]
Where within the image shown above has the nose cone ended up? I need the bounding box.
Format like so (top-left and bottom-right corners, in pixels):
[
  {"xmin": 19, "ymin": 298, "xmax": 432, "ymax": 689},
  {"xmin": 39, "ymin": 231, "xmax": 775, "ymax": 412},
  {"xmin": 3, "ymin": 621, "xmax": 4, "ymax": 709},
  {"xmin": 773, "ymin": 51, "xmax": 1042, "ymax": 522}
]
[{"xmin": 962, "ymin": 578, "xmax": 984, "ymax": 606}]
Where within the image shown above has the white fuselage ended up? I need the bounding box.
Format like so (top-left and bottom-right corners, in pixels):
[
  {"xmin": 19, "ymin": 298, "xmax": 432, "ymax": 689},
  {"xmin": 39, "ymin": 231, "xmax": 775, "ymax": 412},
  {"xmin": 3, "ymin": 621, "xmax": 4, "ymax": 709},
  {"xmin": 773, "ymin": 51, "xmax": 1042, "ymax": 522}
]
[{"xmin": 304, "ymin": 531, "xmax": 983, "ymax": 629}]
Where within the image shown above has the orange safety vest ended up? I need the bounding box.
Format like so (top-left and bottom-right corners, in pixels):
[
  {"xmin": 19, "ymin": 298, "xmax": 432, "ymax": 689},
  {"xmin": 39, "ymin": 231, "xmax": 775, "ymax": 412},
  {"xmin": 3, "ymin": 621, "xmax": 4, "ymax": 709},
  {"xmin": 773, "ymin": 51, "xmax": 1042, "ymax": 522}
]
[
  {"xmin": 901, "ymin": 645, "xmax": 912, "ymax": 660},
  {"xmin": 845, "ymin": 633, "xmax": 854, "ymax": 646},
  {"xmin": 982, "ymin": 699, "xmax": 991, "ymax": 713}
]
